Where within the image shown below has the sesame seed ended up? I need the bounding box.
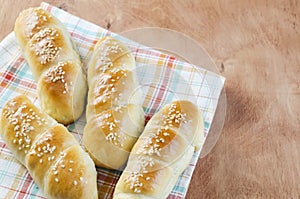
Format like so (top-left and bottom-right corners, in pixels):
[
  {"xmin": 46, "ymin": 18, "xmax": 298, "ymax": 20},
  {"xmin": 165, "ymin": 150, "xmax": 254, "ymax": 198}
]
[
  {"xmin": 134, "ymin": 188, "xmax": 141, "ymax": 193},
  {"xmin": 31, "ymin": 28, "xmax": 60, "ymax": 64},
  {"xmin": 73, "ymin": 180, "xmax": 78, "ymax": 186},
  {"xmin": 55, "ymin": 178, "xmax": 59, "ymax": 182},
  {"xmin": 69, "ymin": 168, "xmax": 73, "ymax": 172},
  {"xmin": 14, "ymin": 126, "xmax": 19, "ymax": 131}
]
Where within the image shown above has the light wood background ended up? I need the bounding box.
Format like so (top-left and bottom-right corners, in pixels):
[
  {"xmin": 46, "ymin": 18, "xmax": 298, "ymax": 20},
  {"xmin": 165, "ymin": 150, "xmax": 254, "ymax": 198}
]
[{"xmin": 1, "ymin": 0, "xmax": 299, "ymax": 198}]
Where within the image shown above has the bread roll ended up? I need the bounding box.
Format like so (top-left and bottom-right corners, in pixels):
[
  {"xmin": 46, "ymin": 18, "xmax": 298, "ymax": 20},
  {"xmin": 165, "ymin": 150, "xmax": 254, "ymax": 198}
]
[
  {"xmin": 14, "ymin": 7, "xmax": 87, "ymax": 125},
  {"xmin": 0, "ymin": 95, "xmax": 98, "ymax": 199},
  {"xmin": 83, "ymin": 37, "xmax": 145, "ymax": 169},
  {"xmin": 113, "ymin": 100, "xmax": 204, "ymax": 198}
]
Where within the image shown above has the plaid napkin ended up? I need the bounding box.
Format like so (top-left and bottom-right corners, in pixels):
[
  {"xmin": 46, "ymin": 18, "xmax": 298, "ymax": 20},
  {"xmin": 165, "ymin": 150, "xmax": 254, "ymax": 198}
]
[{"xmin": 0, "ymin": 2, "xmax": 225, "ymax": 199}]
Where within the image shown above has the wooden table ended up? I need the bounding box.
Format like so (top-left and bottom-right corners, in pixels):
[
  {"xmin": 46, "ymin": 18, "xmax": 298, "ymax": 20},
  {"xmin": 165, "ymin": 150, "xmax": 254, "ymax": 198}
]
[{"xmin": 1, "ymin": 1, "xmax": 299, "ymax": 198}]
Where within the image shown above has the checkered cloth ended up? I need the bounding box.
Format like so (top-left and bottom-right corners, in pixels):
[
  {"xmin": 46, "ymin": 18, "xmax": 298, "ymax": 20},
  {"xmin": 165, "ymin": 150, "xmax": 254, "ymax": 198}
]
[{"xmin": 0, "ymin": 2, "xmax": 225, "ymax": 199}]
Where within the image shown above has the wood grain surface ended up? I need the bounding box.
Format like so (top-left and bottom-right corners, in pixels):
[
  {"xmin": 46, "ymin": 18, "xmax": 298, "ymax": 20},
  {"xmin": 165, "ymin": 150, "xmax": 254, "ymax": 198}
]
[{"xmin": 1, "ymin": 0, "xmax": 299, "ymax": 198}]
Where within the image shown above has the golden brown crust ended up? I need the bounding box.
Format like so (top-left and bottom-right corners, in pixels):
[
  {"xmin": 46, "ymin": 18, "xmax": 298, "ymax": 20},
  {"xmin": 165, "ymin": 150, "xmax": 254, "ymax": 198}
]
[
  {"xmin": 25, "ymin": 27, "xmax": 66, "ymax": 78},
  {"xmin": 114, "ymin": 100, "xmax": 204, "ymax": 198},
  {"xmin": 14, "ymin": 7, "xmax": 60, "ymax": 49},
  {"xmin": 40, "ymin": 61, "xmax": 75, "ymax": 97},
  {"xmin": 87, "ymin": 68, "xmax": 139, "ymax": 118},
  {"xmin": 84, "ymin": 37, "xmax": 145, "ymax": 170},
  {"xmin": 148, "ymin": 100, "xmax": 205, "ymax": 150},
  {"xmin": 44, "ymin": 145, "xmax": 97, "ymax": 199},
  {"xmin": 89, "ymin": 68, "xmax": 128, "ymax": 113},
  {"xmin": 14, "ymin": 7, "xmax": 87, "ymax": 125},
  {"xmin": 37, "ymin": 60, "xmax": 86, "ymax": 125},
  {"xmin": 87, "ymin": 37, "xmax": 135, "ymax": 86},
  {"xmin": 25, "ymin": 125, "xmax": 77, "ymax": 189},
  {"xmin": 0, "ymin": 95, "xmax": 98, "ymax": 199},
  {"xmin": 0, "ymin": 95, "xmax": 56, "ymax": 164},
  {"xmin": 83, "ymin": 104, "xmax": 144, "ymax": 169},
  {"xmin": 117, "ymin": 164, "xmax": 171, "ymax": 196}
]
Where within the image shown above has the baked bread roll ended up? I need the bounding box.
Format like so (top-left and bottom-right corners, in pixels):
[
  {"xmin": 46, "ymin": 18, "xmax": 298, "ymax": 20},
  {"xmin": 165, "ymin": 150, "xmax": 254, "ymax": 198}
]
[
  {"xmin": 0, "ymin": 95, "xmax": 98, "ymax": 199},
  {"xmin": 113, "ymin": 100, "xmax": 204, "ymax": 199},
  {"xmin": 14, "ymin": 7, "xmax": 87, "ymax": 125},
  {"xmin": 83, "ymin": 37, "xmax": 145, "ymax": 169}
]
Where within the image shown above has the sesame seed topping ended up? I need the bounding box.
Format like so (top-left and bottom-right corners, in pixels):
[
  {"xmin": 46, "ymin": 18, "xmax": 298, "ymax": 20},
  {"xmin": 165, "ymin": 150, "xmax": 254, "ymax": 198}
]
[
  {"xmin": 161, "ymin": 103, "xmax": 187, "ymax": 128},
  {"xmin": 46, "ymin": 61, "xmax": 72, "ymax": 94},
  {"xmin": 123, "ymin": 103, "xmax": 186, "ymax": 192},
  {"xmin": 134, "ymin": 188, "xmax": 141, "ymax": 193},
  {"xmin": 94, "ymin": 68, "xmax": 128, "ymax": 105},
  {"xmin": 101, "ymin": 109, "xmax": 128, "ymax": 147},
  {"xmin": 124, "ymin": 171, "xmax": 145, "ymax": 193},
  {"xmin": 55, "ymin": 178, "xmax": 59, "ymax": 182},
  {"xmin": 73, "ymin": 180, "xmax": 78, "ymax": 186},
  {"xmin": 4, "ymin": 100, "xmax": 47, "ymax": 154},
  {"xmin": 30, "ymin": 27, "xmax": 61, "ymax": 64},
  {"xmin": 94, "ymin": 39, "xmax": 126, "ymax": 73}
]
